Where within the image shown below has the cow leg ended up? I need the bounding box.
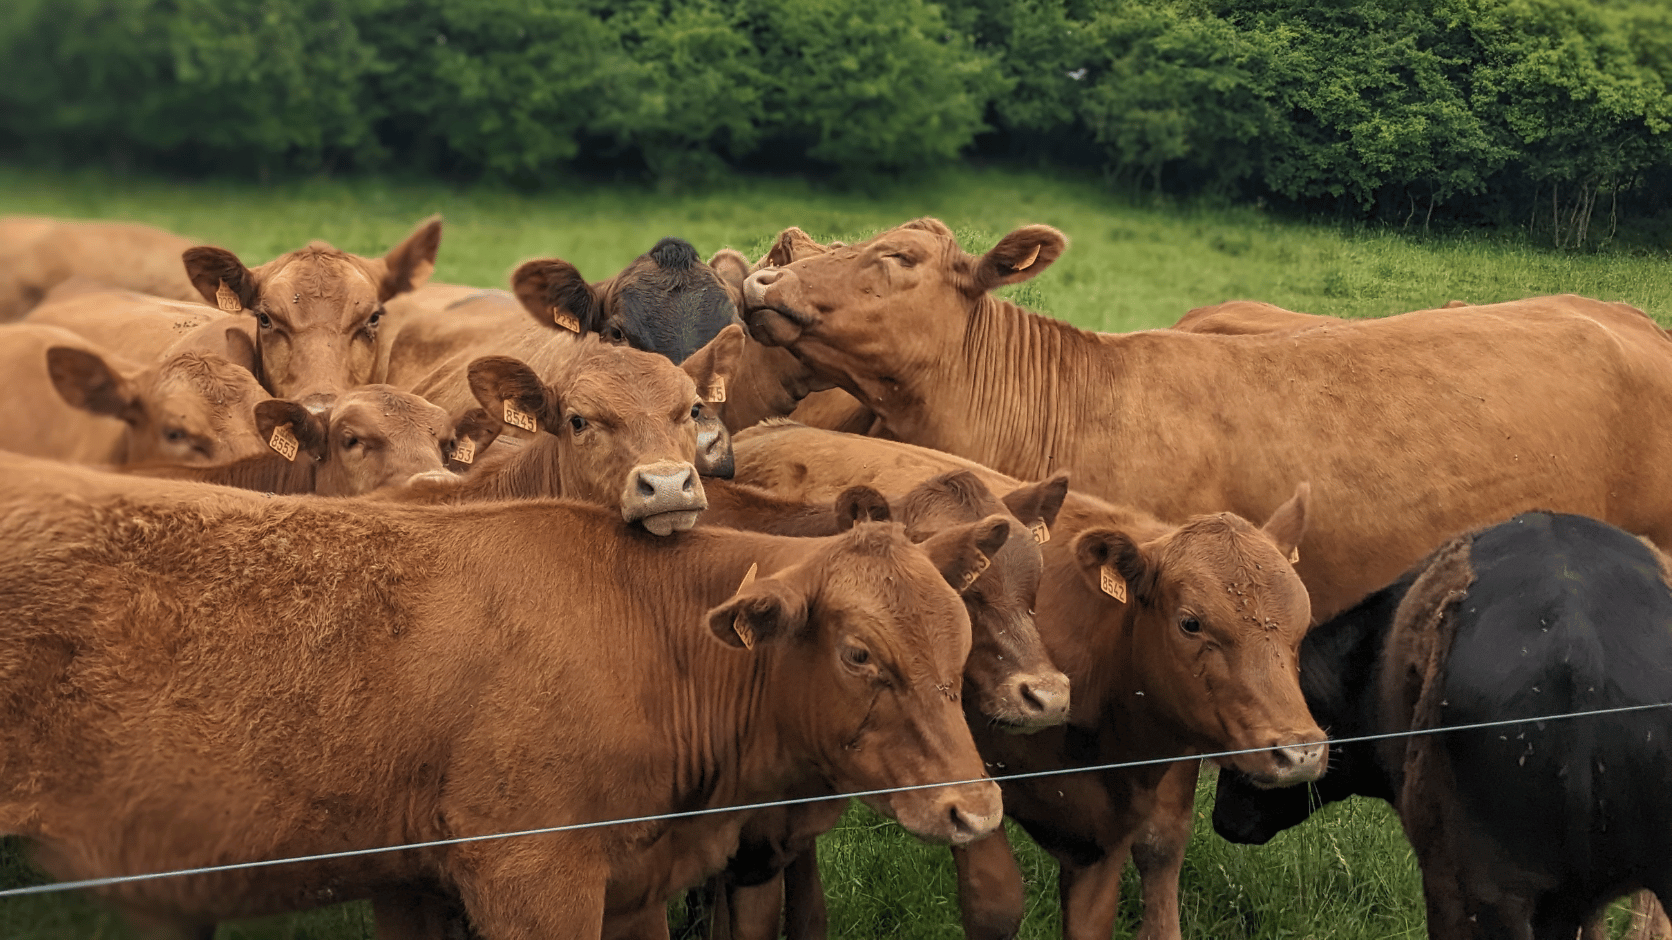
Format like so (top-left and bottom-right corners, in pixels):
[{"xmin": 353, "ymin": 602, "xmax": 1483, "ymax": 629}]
[
  {"xmin": 1058, "ymin": 845, "xmax": 1132, "ymax": 940},
  {"xmin": 451, "ymin": 845, "xmax": 607, "ymax": 940},
  {"xmin": 373, "ymin": 886, "xmax": 466, "ymax": 940},
  {"xmin": 1129, "ymin": 761, "xmax": 1197, "ymax": 940},
  {"xmin": 951, "ymin": 830, "xmax": 1026, "ymax": 940},
  {"xmin": 718, "ymin": 870, "xmax": 786, "ymax": 940},
  {"xmin": 604, "ymin": 905, "xmax": 672, "ymax": 940},
  {"xmin": 782, "ymin": 850, "xmax": 827, "ymax": 940}
]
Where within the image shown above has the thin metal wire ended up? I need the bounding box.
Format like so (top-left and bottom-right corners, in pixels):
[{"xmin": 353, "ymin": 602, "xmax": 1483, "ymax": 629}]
[{"xmin": 2, "ymin": 698, "xmax": 1667, "ymax": 900}]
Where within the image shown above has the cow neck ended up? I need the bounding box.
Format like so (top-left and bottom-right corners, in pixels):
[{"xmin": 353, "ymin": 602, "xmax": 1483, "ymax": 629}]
[
  {"xmin": 884, "ymin": 294, "xmax": 1107, "ymax": 482},
  {"xmin": 628, "ymin": 529, "xmax": 832, "ymax": 809},
  {"xmin": 453, "ymin": 434, "xmax": 566, "ymax": 500},
  {"xmin": 698, "ymin": 479, "xmax": 845, "ymax": 537},
  {"xmin": 127, "ymin": 453, "xmax": 321, "ymax": 496}
]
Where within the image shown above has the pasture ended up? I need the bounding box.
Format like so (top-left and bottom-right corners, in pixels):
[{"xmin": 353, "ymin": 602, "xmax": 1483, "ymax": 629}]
[{"xmin": 0, "ymin": 162, "xmax": 1666, "ymax": 940}]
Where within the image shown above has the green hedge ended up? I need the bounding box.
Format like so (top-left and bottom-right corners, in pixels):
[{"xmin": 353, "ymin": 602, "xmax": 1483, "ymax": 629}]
[{"xmin": 0, "ymin": 0, "xmax": 1667, "ymax": 237}]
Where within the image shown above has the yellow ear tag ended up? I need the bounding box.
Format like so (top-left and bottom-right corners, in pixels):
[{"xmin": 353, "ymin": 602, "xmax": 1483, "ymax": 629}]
[
  {"xmin": 733, "ymin": 617, "xmax": 755, "ymax": 651},
  {"xmin": 736, "ymin": 562, "xmax": 758, "ymax": 594},
  {"xmin": 1288, "ymin": 546, "xmax": 1301, "ymax": 565},
  {"xmin": 502, "ymin": 401, "xmax": 539, "ymax": 433},
  {"xmin": 215, "ymin": 280, "xmax": 243, "ymax": 314},
  {"xmin": 268, "ymin": 423, "xmax": 300, "ymax": 462},
  {"xmin": 706, "ymin": 376, "xmax": 728, "ymax": 403},
  {"xmin": 959, "ymin": 554, "xmax": 991, "ymax": 590},
  {"xmin": 552, "ymin": 308, "xmax": 581, "ymax": 333},
  {"xmin": 1100, "ymin": 565, "xmax": 1127, "ymax": 603},
  {"xmin": 451, "ymin": 437, "xmax": 475, "ymax": 465},
  {"xmin": 1030, "ymin": 520, "xmax": 1050, "ymax": 544}
]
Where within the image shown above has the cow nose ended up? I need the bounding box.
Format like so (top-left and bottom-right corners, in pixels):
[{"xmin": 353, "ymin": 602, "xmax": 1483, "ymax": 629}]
[
  {"xmin": 940, "ymin": 785, "xmax": 1003, "ymax": 846},
  {"xmin": 743, "ymin": 269, "xmax": 783, "ymax": 308},
  {"xmin": 621, "ymin": 459, "xmax": 708, "ymax": 534},
  {"xmin": 1016, "ymin": 672, "xmax": 1071, "ymax": 727},
  {"xmin": 1273, "ymin": 741, "xmax": 1327, "ymax": 772},
  {"xmin": 638, "ymin": 466, "xmax": 694, "ymax": 499},
  {"xmin": 695, "ymin": 420, "xmax": 735, "ymax": 479}
]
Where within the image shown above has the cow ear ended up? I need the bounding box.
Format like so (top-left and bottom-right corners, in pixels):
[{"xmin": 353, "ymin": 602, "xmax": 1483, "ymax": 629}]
[
  {"xmin": 47, "ymin": 347, "xmax": 142, "ymax": 423},
  {"xmin": 763, "ymin": 227, "xmax": 829, "ymax": 268},
  {"xmin": 182, "ymin": 246, "xmax": 260, "ymax": 312},
  {"xmin": 694, "ymin": 407, "xmax": 734, "ymax": 479},
  {"xmin": 1002, "ymin": 471, "xmax": 1070, "ymax": 538},
  {"xmin": 378, "ymin": 216, "xmax": 442, "ymax": 301},
  {"xmin": 1261, "ymin": 482, "xmax": 1310, "ymax": 565},
  {"xmin": 835, "ymin": 486, "xmax": 891, "ymax": 531},
  {"xmin": 921, "ymin": 515, "xmax": 1011, "ymax": 595},
  {"xmin": 448, "ymin": 407, "xmax": 501, "ymax": 471},
  {"xmin": 512, "ymin": 258, "xmax": 599, "ymax": 336},
  {"xmin": 708, "ymin": 249, "xmax": 750, "ymax": 304},
  {"xmin": 973, "ymin": 225, "xmax": 1067, "ymax": 293},
  {"xmin": 468, "ymin": 356, "xmax": 552, "ymax": 432},
  {"xmin": 1073, "ymin": 528, "xmax": 1154, "ymax": 605},
  {"xmin": 683, "ymin": 323, "xmax": 745, "ymax": 405},
  {"xmin": 706, "ymin": 580, "xmax": 809, "ymax": 650},
  {"xmin": 254, "ymin": 399, "xmax": 328, "ymax": 461},
  {"xmin": 222, "ymin": 325, "xmax": 261, "ymax": 378}
]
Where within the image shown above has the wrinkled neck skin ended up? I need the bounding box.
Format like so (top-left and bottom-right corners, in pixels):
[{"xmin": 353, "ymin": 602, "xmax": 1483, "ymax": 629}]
[
  {"xmin": 721, "ymin": 340, "xmax": 829, "ymax": 433},
  {"xmin": 864, "ymin": 296, "xmax": 1106, "ymax": 482},
  {"xmin": 126, "ymin": 453, "xmax": 320, "ymax": 495}
]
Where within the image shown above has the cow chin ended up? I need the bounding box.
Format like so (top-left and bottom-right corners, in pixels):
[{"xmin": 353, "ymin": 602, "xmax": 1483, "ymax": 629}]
[
  {"xmin": 638, "ymin": 509, "xmax": 702, "ymax": 537},
  {"xmin": 743, "ymin": 307, "xmax": 805, "ymax": 347},
  {"xmin": 859, "ymin": 781, "xmax": 1004, "ymax": 846}
]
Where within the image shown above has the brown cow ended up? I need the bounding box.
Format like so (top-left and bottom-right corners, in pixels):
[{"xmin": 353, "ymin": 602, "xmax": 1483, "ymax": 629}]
[
  {"xmin": 182, "ymin": 217, "xmax": 444, "ymax": 408},
  {"xmin": 695, "ymin": 469, "xmax": 1071, "ymax": 939},
  {"xmin": 0, "ymin": 451, "xmax": 1003, "ymax": 938},
  {"xmin": 390, "ymin": 333, "xmax": 743, "ymax": 532},
  {"xmin": 125, "ymin": 386, "xmax": 499, "ymax": 497},
  {"xmin": 0, "ymin": 326, "xmax": 269, "ymax": 467},
  {"xmin": 1169, "ymin": 300, "xmax": 1339, "ymax": 335},
  {"xmin": 742, "ymin": 220, "xmax": 1672, "ymax": 622},
  {"xmin": 729, "ymin": 425, "xmax": 1323, "ymax": 940},
  {"xmin": 0, "ymin": 217, "xmax": 200, "ymax": 320},
  {"xmin": 25, "ymin": 287, "xmax": 245, "ymax": 362}
]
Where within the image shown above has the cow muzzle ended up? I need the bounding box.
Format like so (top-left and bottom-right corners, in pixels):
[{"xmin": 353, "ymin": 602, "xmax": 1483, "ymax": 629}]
[
  {"xmin": 1222, "ymin": 735, "xmax": 1329, "ymax": 789},
  {"xmin": 985, "ymin": 668, "xmax": 1071, "ymax": 733},
  {"xmin": 874, "ymin": 780, "xmax": 1003, "ymax": 846},
  {"xmin": 622, "ymin": 459, "xmax": 707, "ymax": 535}
]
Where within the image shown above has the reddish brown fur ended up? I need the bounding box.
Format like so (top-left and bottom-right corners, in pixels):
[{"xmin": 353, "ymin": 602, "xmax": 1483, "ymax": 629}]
[
  {"xmin": 1170, "ymin": 300, "xmax": 1340, "ymax": 335},
  {"xmin": 742, "ymin": 220, "xmax": 1672, "ymax": 622},
  {"xmin": 183, "ymin": 218, "xmax": 443, "ymax": 403},
  {"xmin": 729, "ymin": 424, "xmax": 1324, "ymax": 940},
  {"xmin": 25, "ymin": 288, "xmax": 229, "ymax": 362},
  {"xmin": 0, "ymin": 452, "xmax": 1002, "ymax": 938},
  {"xmin": 0, "ymin": 218, "xmax": 200, "ymax": 320}
]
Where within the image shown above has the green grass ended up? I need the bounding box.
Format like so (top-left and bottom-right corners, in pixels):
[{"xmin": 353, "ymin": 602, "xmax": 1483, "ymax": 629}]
[{"xmin": 0, "ymin": 163, "xmax": 1665, "ymax": 938}]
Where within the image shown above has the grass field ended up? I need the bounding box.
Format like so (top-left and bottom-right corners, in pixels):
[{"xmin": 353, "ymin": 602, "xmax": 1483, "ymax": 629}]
[{"xmin": 0, "ymin": 163, "xmax": 1666, "ymax": 939}]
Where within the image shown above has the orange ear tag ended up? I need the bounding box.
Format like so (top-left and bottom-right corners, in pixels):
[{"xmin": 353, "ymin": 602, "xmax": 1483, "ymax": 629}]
[
  {"xmin": 215, "ymin": 280, "xmax": 243, "ymax": 314},
  {"xmin": 268, "ymin": 423, "xmax": 300, "ymax": 462},
  {"xmin": 552, "ymin": 308, "xmax": 581, "ymax": 333},
  {"xmin": 502, "ymin": 401, "xmax": 539, "ymax": 433},
  {"xmin": 1288, "ymin": 546, "xmax": 1300, "ymax": 565},
  {"xmin": 733, "ymin": 617, "xmax": 755, "ymax": 651},
  {"xmin": 451, "ymin": 437, "xmax": 476, "ymax": 465},
  {"xmin": 960, "ymin": 554, "xmax": 991, "ymax": 590},
  {"xmin": 706, "ymin": 376, "xmax": 728, "ymax": 403},
  {"xmin": 1100, "ymin": 566, "xmax": 1127, "ymax": 603},
  {"xmin": 1030, "ymin": 521, "xmax": 1050, "ymax": 544}
]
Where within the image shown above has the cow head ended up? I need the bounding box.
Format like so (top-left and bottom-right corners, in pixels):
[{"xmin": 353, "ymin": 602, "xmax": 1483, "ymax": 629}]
[
  {"xmin": 182, "ymin": 217, "xmax": 443, "ymax": 408},
  {"xmin": 739, "ymin": 221, "xmax": 1066, "ymax": 407},
  {"xmin": 875, "ymin": 470, "xmax": 1072, "ymax": 733},
  {"xmin": 47, "ymin": 346, "xmax": 271, "ymax": 466},
  {"xmin": 705, "ymin": 519, "xmax": 1008, "ymax": 845},
  {"xmin": 511, "ymin": 236, "xmax": 741, "ymax": 364},
  {"xmin": 253, "ymin": 386, "xmax": 499, "ymax": 497},
  {"xmin": 1060, "ymin": 483, "xmax": 1325, "ymax": 788},
  {"xmin": 469, "ymin": 339, "xmax": 721, "ymax": 535}
]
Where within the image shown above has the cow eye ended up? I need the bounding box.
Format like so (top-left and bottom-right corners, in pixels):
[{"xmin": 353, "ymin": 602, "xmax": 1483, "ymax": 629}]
[
  {"xmin": 689, "ymin": 403, "xmax": 702, "ymax": 421},
  {"xmin": 366, "ymin": 310, "xmax": 383, "ymax": 330},
  {"xmin": 163, "ymin": 427, "xmax": 187, "ymax": 444},
  {"xmin": 342, "ymin": 435, "xmax": 361, "ymax": 450},
  {"xmin": 255, "ymin": 311, "xmax": 273, "ymax": 330},
  {"xmin": 886, "ymin": 252, "xmax": 916, "ymax": 267},
  {"xmin": 841, "ymin": 646, "xmax": 871, "ymax": 668},
  {"xmin": 569, "ymin": 414, "xmax": 587, "ymax": 433},
  {"xmin": 1179, "ymin": 615, "xmax": 1203, "ymax": 635},
  {"xmin": 604, "ymin": 327, "xmax": 626, "ymax": 343}
]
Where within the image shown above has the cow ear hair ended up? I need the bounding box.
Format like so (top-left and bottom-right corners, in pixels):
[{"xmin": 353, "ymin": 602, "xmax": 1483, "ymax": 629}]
[
  {"xmin": 182, "ymin": 246, "xmax": 260, "ymax": 312},
  {"xmin": 1002, "ymin": 471, "xmax": 1070, "ymax": 531},
  {"xmin": 254, "ymin": 399, "xmax": 328, "ymax": 460},
  {"xmin": 222, "ymin": 325, "xmax": 261, "ymax": 378},
  {"xmin": 1261, "ymin": 482, "xmax": 1310, "ymax": 563},
  {"xmin": 706, "ymin": 580, "xmax": 809, "ymax": 650},
  {"xmin": 1073, "ymin": 528, "xmax": 1154, "ymax": 604},
  {"xmin": 46, "ymin": 347, "xmax": 142, "ymax": 423},
  {"xmin": 378, "ymin": 215, "xmax": 443, "ymax": 301},
  {"xmin": 921, "ymin": 515, "xmax": 1011, "ymax": 595},
  {"xmin": 973, "ymin": 225, "xmax": 1067, "ymax": 293},
  {"xmin": 708, "ymin": 249, "xmax": 750, "ymax": 302},
  {"xmin": 512, "ymin": 258, "xmax": 600, "ymax": 336},
  {"xmin": 835, "ymin": 486, "xmax": 891, "ymax": 531},
  {"xmin": 683, "ymin": 323, "xmax": 746, "ymax": 404},
  {"xmin": 467, "ymin": 356, "xmax": 551, "ymax": 432},
  {"xmin": 764, "ymin": 227, "xmax": 829, "ymax": 268}
]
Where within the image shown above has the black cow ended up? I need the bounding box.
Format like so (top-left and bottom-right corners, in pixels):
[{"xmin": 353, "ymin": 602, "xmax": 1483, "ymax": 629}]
[{"xmin": 1214, "ymin": 511, "xmax": 1672, "ymax": 940}]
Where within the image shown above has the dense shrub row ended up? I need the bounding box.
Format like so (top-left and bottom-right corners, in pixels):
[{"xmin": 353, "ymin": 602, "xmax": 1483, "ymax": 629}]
[{"xmin": 1, "ymin": 0, "xmax": 1667, "ymax": 238}]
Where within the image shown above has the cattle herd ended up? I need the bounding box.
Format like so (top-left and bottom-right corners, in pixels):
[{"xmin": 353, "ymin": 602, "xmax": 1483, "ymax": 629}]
[{"xmin": 0, "ymin": 213, "xmax": 1667, "ymax": 940}]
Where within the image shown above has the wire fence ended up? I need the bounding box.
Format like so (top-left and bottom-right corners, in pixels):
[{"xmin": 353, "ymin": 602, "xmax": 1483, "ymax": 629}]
[{"xmin": 2, "ymin": 699, "xmax": 1667, "ymax": 900}]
